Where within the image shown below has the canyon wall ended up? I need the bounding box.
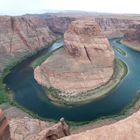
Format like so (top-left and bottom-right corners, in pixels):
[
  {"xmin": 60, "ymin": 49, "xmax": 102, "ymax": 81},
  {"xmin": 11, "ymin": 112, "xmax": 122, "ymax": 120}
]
[
  {"xmin": 34, "ymin": 18, "xmax": 114, "ymax": 94},
  {"xmin": 0, "ymin": 16, "xmax": 57, "ymax": 73},
  {"xmin": 10, "ymin": 117, "xmax": 70, "ymax": 140},
  {"xmin": 122, "ymin": 24, "xmax": 140, "ymax": 51},
  {"xmin": 46, "ymin": 16, "xmax": 140, "ymax": 38},
  {"xmin": 0, "ymin": 109, "xmax": 11, "ymax": 140}
]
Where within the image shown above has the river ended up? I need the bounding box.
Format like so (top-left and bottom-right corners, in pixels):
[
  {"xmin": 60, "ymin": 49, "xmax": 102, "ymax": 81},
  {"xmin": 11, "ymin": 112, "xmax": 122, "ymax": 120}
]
[{"xmin": 4, "ymin": 38, "xmax": 140, "ymax": 122}]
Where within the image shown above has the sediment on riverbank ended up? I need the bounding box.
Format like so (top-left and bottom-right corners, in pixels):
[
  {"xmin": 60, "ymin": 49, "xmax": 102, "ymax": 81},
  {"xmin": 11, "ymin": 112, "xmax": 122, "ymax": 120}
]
[
  {"xmin": 121, "ymin": 40, "xmax": 140, "ymax": 51},
  {"xmin": 45, "ymin": 58, "xmax": 127, "ymax": 106}
]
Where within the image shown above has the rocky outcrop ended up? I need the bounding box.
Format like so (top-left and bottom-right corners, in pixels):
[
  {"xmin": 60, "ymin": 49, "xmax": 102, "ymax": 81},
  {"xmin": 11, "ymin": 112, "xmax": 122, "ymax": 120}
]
[
  {"xmin": 0, "ymin": 109, "xmax": 11, "ymax": 140},
  {"xmin": 10, "ymin": 117, "xmax": 70, "ymax": 140},
  {"xmin": 122, "ymin": 24, "xmax": 140, "ymax": 51},
  {"xmin": 0, "ymin": 16, "xmax": 57, "ymax": 73},
  {"xmin": 60, "ymin": 109, "xmax": 140, "ymax": 140},
  {"xmin": 34, "ymin": 18, "xmax": 114, "ymax": 94}
]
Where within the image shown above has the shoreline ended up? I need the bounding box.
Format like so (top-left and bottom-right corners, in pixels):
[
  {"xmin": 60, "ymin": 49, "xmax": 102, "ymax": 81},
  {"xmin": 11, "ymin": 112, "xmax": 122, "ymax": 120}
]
[
  {"xmin": 1, "ymin": 38, "xmax": 140, "ymax": 135},
  {"xmin": 44, "ymin": 58, "xmax": 127, "ymax": 106},
  {"xmin": 71, "ymin": 91, "xmax": 140, "ymax": 134},
  {"xmin": 121, "ymin": 40, "xmax": 140, "ymax": 52},
  {"xmin": 0, "ymin": 37, "xmax": 61, "ymax": 104}
]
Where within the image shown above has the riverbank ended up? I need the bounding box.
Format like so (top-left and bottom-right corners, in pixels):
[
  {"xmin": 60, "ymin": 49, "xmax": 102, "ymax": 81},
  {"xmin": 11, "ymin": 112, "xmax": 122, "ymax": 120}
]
[
  {"xmin": 121, "ymin": 40, "xmax": 140, "ymax": 51},
  {"xmin": 115, "ymin": 47, "xmax": 126, "ymax": 56},
  {"xmin": 1, "ymin": 38, "xmax": 140, "ymax": 138},
  {"xmin": 45, "ymin": 58, "xmax": 127, "ymax": 106},
  {"xmin": 70, "ymin": 89, "xmax": 140, "ymax": 132},
  {"xmin": 0, "ymin": 38, "xmax": 60, "ymax": 104}
]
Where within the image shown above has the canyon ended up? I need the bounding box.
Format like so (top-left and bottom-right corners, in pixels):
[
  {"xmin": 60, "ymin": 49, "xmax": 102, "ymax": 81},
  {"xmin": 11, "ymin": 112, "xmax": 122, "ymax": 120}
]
[
  {"xmin": 0, "ymin": 12, "xmax": 140, "ymax": 140},
  {"xmin": 122, "ymin": 24, "xmax": 140, "ymax": 51},
  {"xmin": 46, "ymin": 15, "xmax": 140, "ymax": 38},
  {"xmin": 0, "ymin": 16, "xmax": 57, "ymax": 73},
  {"xmin": 34, "ymin": 18, "xmax": 115, "ymax": 104}
]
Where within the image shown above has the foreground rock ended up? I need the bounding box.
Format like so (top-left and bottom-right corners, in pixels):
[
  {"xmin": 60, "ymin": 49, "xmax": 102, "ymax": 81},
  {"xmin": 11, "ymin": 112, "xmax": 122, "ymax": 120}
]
[
  {"xmin": 59, "ymin": 109, "xmax": 140, "ymax": 140},
  {"xmin": 34, "ymin": 18, "xmax": 115, "ymax": 104},
  {"xmin": 122, "ymin": 24, "xmax": 140, "ymax": 51},
  {"xmin": 0, "ymin": 109, "xmax": 11, "ymax": 140},
  {"xmin": 10, "ymin": 117, "xmax": 70, "ymax": 140},
  {"xmin": 0, "ymin": 16, "xmax": 57, "ymax": 73}
]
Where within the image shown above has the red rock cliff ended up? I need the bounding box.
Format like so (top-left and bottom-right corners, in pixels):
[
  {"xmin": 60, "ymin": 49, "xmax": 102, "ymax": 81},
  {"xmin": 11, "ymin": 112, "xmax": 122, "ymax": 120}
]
[
  {"xmin": 0, "ymin": 109, "xmax": 11, "ymax": 140},
  {"xmin": 0, "ymin": 16, "xmax": 57, "ymax": 72},
  {"xmin": 122, "ymin": 24, "xmax": 140, "ymax": 51}
]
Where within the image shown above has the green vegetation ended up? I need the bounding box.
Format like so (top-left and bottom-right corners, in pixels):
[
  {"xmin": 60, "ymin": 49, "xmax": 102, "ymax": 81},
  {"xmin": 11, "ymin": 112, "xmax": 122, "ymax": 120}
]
[
  {"xmin": 0, "ymin": 61, "xmax": 21, "ymax": 104},
  {"xmin": 45, "ymin": 59, "xmax": 128, "ymax": 106},
  {"xmin": 115, "ymin": 47, "xmax": 126, "ymax": 56},
  {"xmin": 31, "ymin": 46, "xmax": 63, "ymax": 69},
  {"xmin": 0, "ymin": 38, "xmax": 61, "ymax": 105},
  {"xmin": 69, "ymin": 91, "xmax": 140, "ymax": 128},
  {"xmin": 1, "ymin": 37, "xmax": 140, "ymax": 130}
]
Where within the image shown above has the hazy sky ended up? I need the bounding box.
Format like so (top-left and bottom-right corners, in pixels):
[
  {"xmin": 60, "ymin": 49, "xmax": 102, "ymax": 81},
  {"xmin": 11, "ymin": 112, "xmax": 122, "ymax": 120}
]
[{"xmin": 0, "ymin": 0, "xmax": 140, "ymax": 15}]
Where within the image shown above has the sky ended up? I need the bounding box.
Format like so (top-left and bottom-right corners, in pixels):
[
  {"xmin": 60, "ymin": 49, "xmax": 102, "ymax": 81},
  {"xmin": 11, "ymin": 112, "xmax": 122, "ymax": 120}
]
[{"xmin": 0, "ymin": 0, "xmax": 140, "ymax": 15}]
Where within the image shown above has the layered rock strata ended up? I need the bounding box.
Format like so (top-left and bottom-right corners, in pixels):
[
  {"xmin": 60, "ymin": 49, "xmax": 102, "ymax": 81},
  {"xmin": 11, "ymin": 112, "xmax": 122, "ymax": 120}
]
[
  {"xmin": 122, "ymin": 24, "xmax": 140, "ymax": 51},
  {"xmin": 0, "ymin": 109, "xmax": 11, "ymax": 140},
  {"xmin": 46, "ymin": 16, "xmax": 140, "ymax": 38},
  {"xmin": 34, "ymin": 18, "xmax": 114, "ymax": 94},
  {"xmin": 0, "ymin": 16, "xmax": 57, "ymax": 73}
]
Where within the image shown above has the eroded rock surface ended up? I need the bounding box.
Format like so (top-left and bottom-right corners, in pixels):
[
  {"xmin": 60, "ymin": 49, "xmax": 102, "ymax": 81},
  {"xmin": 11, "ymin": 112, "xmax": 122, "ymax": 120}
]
[
  {"xmin": 46, "ymin": 16, "xmax": 140, "ymax": 38},
  {"xmin": 59, "ymin": 109, "xmax": 140, "ymax": 140},
  {"xmin": 0, "ymin": 109, "xmax": 11, "ymax": 140},
  {"xmin": 122, "ymin": 24, "xmax": 140, "ymax": 50},
  {"xmin": 9, "ymin": 117, "xmax": 70, "ymax": 140},
  {"xmin": 0, "ymin": 16, "xmax": 57, "ymax": 73},
  {"xmin": 34, "ymin": 18, "xmax": 114, "ymax": 93}
]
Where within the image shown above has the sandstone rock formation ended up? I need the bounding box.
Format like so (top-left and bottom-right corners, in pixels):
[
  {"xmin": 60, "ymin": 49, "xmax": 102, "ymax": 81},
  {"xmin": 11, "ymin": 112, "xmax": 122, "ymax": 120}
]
[
  {"xmin": 0, "ymin": 109, "xmax": 11, "ymax": 140},
  {"xmin": 59, "ymin": 109, "xmax": 140, "ymax": 140},
  {"xmin": 95, "ymin": 17, "xmax": 136, "ymax": 38},
  {"xmin": 9, "ymin": 117, "xmax": 69, "ymax": 140},
  {"xmin": 122, "ymin": 24, "xmax": 140, "ymax": 51},
  {"xmin": 0, "ymin": 16, "xmax": 57, "ymax": 73},
  {"xmin": 34, "ymin": 18, "xmax": 114, "ymax": 94},
  {"xmin": 45, "ymin": 15, "xmax": 140, "ymax": 38}
]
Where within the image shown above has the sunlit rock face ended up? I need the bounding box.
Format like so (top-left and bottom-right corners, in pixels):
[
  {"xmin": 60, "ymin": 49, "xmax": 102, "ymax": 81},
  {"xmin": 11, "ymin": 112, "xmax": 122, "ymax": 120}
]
[
  {"xmin": 0, "ymin": 16, "xmax": 57, "ymax": 73},
  {"xmin": 34, "ymin": 18, "xmax": 114, "ymax": 93},
  {"xmin": 122, "ymin": 24, "xmax": 140, "ymax": 50},
  {"xmin": 64, "ymin": 18, "xmax": 114, "ymax": 65},
  {"xmin": 10, "ymin": 117, "xmax": 70, "ymax": 140},
  {"xmin": 46, "ymin": 16, "xmax": 140, "ymax": 38}
]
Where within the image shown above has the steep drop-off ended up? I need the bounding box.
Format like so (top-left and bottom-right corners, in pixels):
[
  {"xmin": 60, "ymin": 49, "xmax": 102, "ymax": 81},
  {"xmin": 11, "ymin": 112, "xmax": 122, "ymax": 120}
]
[
  {"xmin": 122, "ymin": 24, "xmax": 140, "ymax": 51},
  {"xmin": 0, "ymin": 16, "xmax": 57, "ymax": 73},
  {"xmin": 46, "ymin": 16, "xmax": 140, "ymax": 38},
  {"xmin": 60, "ymin": 109, "xmax": 140, "ymax": 140}
]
